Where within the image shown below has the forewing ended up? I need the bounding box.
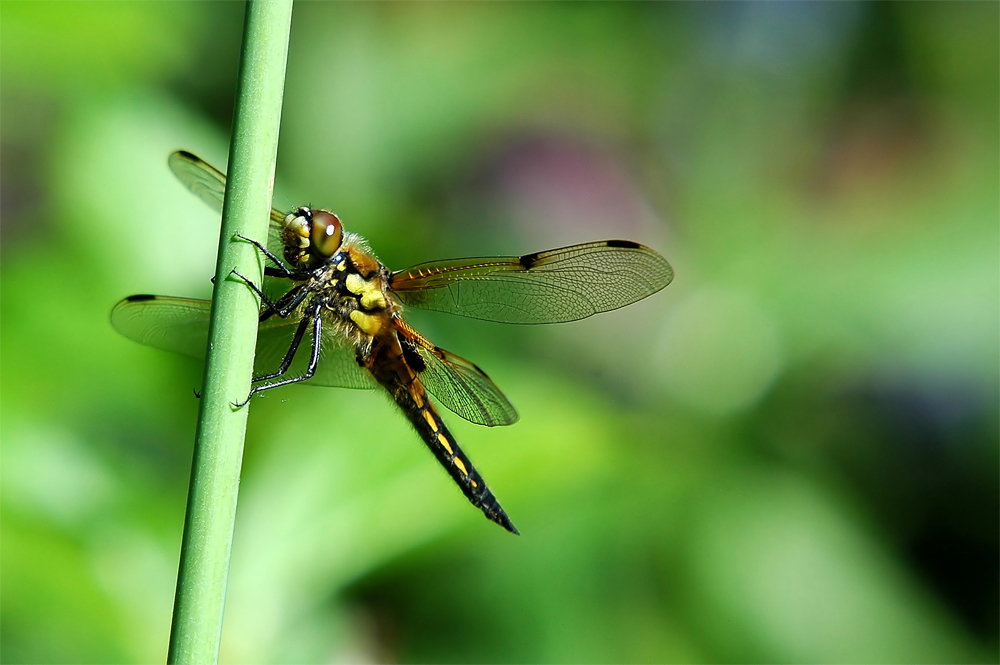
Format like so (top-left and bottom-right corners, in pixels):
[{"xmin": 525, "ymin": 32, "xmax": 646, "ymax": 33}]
[
  {"xmin": 168, "ymin": 150, "xmax": 289, "ymax": 256},
  {"xmin": 168, "ymin": 151, "xmax": 227, "ymax": 214},
  {"xmin": 389, "ymin": 240, "xmax": 673, "ymax": 324},
  {"xmin": 111, "ymin": 295, "xmax": 375, "ymax": 390},
  {"xmin": 416, "ymin": 345, "xmax": 519, "ymax": 427}
]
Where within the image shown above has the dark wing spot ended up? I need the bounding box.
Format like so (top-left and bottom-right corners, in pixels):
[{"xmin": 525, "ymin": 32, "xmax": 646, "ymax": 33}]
[
  {"xmin": 606, "ymin": 239, "xmax": 641, "ymax": 249},
  {"xmin": 397, "ymin": 333, "xmax": 427, "ymax": 372},
  {"xmin": 125, "ymin": 294, "xmax": 157, "ymax": 302},
  {"xmin": 519, "ymin": 251, "xmax": 541, "ymax": 270}
]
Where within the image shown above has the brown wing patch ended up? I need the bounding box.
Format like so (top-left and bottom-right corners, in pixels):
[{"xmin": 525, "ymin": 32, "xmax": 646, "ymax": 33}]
[{"xmin": 519, "ymin": 251, "xmax": 541, "ymax": 269}]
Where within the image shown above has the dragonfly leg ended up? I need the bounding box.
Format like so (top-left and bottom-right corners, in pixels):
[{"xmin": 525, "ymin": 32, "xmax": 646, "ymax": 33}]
[
  {"xmin": 233, "ymin": 304, "xmax": 323, "ymax": 408},
  {"xmin": 264, "ymin": 266, "xmax": 292, "ymax": 279},
  {"xmin": 230, "ymin": 270, "xmax": 310, "ymax": 321},
  {"xmin": 251, "ymin": 312, "xmax": 310, "ymax": 383},
  {"xmin": 234, "ymin": 233, "xmax": 295, "ymax": 277},
  {"xmin": 230, "ymin": 268, "xmax": 281, "ymax": 312},
  {"xmin": 270, "ymin": 284, "xmax": 310, "ymax": 318},
  {"xmin": 255, "ymin": 283, "xmax": 311, "ymax": 322}
]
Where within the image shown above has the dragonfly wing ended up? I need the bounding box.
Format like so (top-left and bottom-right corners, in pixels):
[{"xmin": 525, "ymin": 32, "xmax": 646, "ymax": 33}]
[
  {"xmin": 111, "ymin": 295, "xmax": 375, "ymax": 390},
  {"xmin": 389, "ymin": 240, "xmax": 673, "ymax": 324},
  {"xmin": 168, "ymin": 151, "xmax": 227, "ymax": 214},
  {"xmin": 111, "ymin": 295, "xmax": 211, "ymax": 358},
  {"xmin": 168, "ymin": 150, "xmax": 289, "ymax": 256},
  {"xmin": 394, "ymin": 321, "xmax": 517, "ymax": 426},
  {"xmin": 416, "ymin": 345, "xmax": 519, "ymax": 426}
]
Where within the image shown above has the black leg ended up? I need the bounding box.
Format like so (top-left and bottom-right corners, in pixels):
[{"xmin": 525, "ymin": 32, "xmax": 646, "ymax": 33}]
[
  {"xmin": 233, "ymin": 304, "xmax": 324, "ymax": 408},
  {"xmin": 251, "ymin": 313, "xmax": 311, "ymax": 383},
  {"xmin": 234, "ymin": 233, "xmax": 295, "ymax": 277},
  {"xmin": 259, "ymin": 284, "xmax": 302, "ymax": 321},
  {"xmin": 263, "ymin": 284, "xmax": 311, "ymax": 321},
  {"xmin": 231, "ymin": 268, "xmax": 284, "ymax": 313},
  {"xmin": 230, "ymin": 270, "xmax": 311, "ymax": 322},
  {"xmin": 265, "ymin": 266, "xmax": 291, "ymax": 279}
]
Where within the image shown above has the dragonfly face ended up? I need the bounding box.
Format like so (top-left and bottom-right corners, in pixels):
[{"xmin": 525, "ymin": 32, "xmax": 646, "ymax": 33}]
[
  {"xmin": 112, "ymin": 150, "xmax": 674, "ymax": 534},
  {"xmin": 280, "ymin": 207, "xmax": 343, "ymax": 269}
]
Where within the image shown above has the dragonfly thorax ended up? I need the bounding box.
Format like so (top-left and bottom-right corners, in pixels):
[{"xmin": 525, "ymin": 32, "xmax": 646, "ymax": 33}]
[{"xmin": 281, "ymin": 207, "xmax": 344, "ymax": 270}]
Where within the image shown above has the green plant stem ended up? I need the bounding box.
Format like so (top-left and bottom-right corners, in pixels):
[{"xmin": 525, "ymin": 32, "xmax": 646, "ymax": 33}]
[{"xmin": 167, "ymin": 1, "xmax": 293, "ymax": 663}]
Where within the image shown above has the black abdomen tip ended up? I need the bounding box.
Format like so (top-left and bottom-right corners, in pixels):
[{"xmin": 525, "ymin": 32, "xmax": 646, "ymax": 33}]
[{"xmin": 490, "ymin": 509, "xmax": 520, "ymax": 535}]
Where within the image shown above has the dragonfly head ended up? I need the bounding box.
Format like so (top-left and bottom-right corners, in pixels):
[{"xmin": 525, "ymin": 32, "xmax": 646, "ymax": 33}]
[{"xmin": 282, "ymin": 207, "xmax": 344, "ymax": 269}]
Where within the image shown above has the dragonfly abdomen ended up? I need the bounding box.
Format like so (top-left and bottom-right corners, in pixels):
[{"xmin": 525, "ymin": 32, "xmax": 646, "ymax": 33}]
[
  {"xmin": 367, "ymin": 334, "xmax": 519, "ymax": 535},
  {"xmin": 410, "ymin": 390, "xmax": 518, "ymax": 535}
]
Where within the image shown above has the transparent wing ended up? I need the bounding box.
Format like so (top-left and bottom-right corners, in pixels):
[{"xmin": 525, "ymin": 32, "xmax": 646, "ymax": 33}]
[
  {"xmin": 253, "ymin": 316, "xmax": 376, "ymax": 390},
  {"xmin": 417, "ymin": 345, "xmax": 518, "ymax": 427},
  {"xmin": 111, "ymin": 296, "xmax": 375, "ymax": 390},
  {"xmin": 168, "ymin": 151, "xmax": 227, "ymax": 214},
  {"xmin": 168, "ymin": 150, "xmax": 288, "ymax": 255},
  {"xmin": 389, "ymin": 240, "xmax": 673, "ymax": 324},
  {"xmin": 111, "ymin": 294, "xmax": 211, "ymax": 357},
  {"xmin": 393, "ymin": 320, "xmax": 517, "ymax": 426}
]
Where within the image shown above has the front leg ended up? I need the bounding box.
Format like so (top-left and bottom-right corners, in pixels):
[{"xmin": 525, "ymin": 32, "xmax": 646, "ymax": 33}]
[
  {"xmin": 235, "ymin": 233, "xmax": 312, "ymax": 281},
  {"xmin": 234, "ymin": 233, "xmax": 295, "ymax": 278},
  {"xmin": 230, "ymin": 270, "xmax": 311, "ymax": 321},
  {"xmin": 259, "ymin": 284, "xmax": 311, "ymax": 322}
]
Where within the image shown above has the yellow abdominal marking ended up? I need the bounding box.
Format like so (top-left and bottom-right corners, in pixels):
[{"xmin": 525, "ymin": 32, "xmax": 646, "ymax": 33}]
[
  {"xmin": 437, "ymin": 433, "xmax": 453, "ymax": 455},
  {"xmin": 422, "ymin": 409, "xmax": 438, "ymax": 432},
  {"xmin": 453, "ymin": 457, "xmax": 468, "ymax": 476},
  {"xmin": 349, "ymin": 310, "xmax": 381, "ymax": 336},
  {"xmin": 409, "ymin": 384, "xmax": 424, "ymax": 408},
  {"xmin": 470, "ymin": 479, "xmax": 478, "ymax": 488}
]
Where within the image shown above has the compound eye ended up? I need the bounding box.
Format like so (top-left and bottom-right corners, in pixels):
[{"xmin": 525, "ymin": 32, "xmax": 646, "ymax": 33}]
[{"xmin": 310, "ymin": 210, "xmax": 343, "ymax": 258}]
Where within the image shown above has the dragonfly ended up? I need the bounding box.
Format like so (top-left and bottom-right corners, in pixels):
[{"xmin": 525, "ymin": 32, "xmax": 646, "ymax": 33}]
[{"xmin": 112, "ymin": 151, "xmax": 673, "ymax": 534}]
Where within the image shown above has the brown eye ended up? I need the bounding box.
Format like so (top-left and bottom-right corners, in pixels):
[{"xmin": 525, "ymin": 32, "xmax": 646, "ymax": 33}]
[{"xmin": 310, "ymin": 210, "xmax": 343, "ymax": 258}]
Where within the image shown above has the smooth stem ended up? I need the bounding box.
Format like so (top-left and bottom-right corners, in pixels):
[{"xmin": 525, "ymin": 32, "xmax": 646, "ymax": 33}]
[{"xmin": 167, "ymin": 1, "xmax": 293, "ymax": 663}]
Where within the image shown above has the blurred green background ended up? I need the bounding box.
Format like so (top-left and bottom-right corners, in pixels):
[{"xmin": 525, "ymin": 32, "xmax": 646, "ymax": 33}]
[{"xmin": 2, "ymin": 2, "xmax": 997, "ymax": 663}]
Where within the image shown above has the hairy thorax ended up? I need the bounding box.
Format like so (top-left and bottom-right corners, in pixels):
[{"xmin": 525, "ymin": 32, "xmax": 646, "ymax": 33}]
[{"xmin": 305, "ymin": 233, "xmax": 398, "ymax": 355}]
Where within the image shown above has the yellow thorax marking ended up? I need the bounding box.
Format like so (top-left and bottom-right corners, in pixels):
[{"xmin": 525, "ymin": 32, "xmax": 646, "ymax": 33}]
[
  {"xmin": 349, "ymin": 310, "xmax": 381, "ymax": 336},
  {"xmin": 346, "ymin": 273, "xmax": 386, "ymax": 310},
  {"xmin": 360, "ymin": 289, "xmax": 386, "ymax": 311},
  {"xmin": 345, "ymin": 273, "xmax": 365, "ymax": 295}
]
